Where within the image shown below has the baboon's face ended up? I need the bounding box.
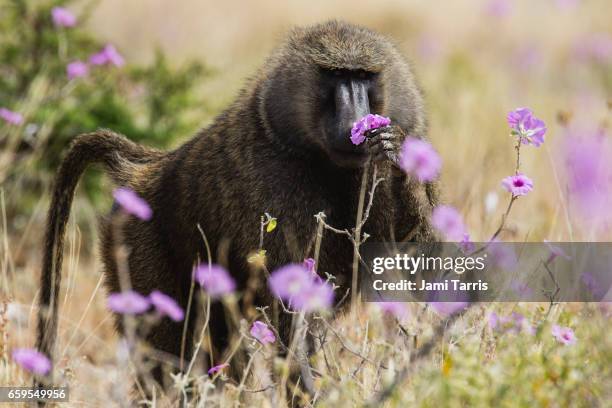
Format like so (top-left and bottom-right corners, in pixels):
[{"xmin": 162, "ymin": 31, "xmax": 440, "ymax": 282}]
[{"xmin": 316, "ymin": 68, "xmax": 384, "ymax": 168}]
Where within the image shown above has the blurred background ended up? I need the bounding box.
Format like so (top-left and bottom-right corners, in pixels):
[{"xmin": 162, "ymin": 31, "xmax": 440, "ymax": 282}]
[{"xmin": 1, "ymin": 0, "xmax": 611, "ymax": 404}]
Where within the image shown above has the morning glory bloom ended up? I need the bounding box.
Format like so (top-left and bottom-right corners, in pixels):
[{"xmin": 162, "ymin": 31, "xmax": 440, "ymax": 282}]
[
  {"xmin": 428, "ymin": 301, "xmax": 468, "ymax": 317},
  {"xmin": 431, "ymin": 205, "xmax": 467, "ymax": 241},
  {"xmin": 12, "ymin": 348, "xmax": 52, "ymax": 375},
  {"xmin": 507, "ymin": 107, "xmax": 547, "ymax": 147},
  {"xmin": 350, "ymin": 114, "xmax": 391, "ymax": 145},
  {"xmin": 208, "ymin": 362, "xmax": 229, "ymax": 375},
  {"xmin": 113, "ymin": 187, "xmax": 152, "ymax": 220},
  {"xmin": 67, "ymin": 61, "xmax": 89, "ymax": 80},
  {"xmin": 0, "ymin": 108, "xmax": 24, "ymax": 125},
  {"xmin": 107, "ymin": 290, "xmax": 150, "ymax": 315},
  {"xmin": 250, "ymin": 321, "xmax": 276, "ymax": 345},
  {"xmin": 194, "ymin": 264, "xmax": 236, "ymax": 298},
  {"xmin": 291, "ymin": 280, "xmax": 334, "ymax": 312},
  {"xmin": 399, "ymin": 138, "xmax": 441, "ymax": 182},
  {"xmin": 501, "ymin": 173, "xmax": 534, "ymax": 196},
  {"xmin": 552, "ymin": 324, "xmax": 577, "ymax": 345},
  {"xmin": 149, "ymin": 290, "xmax": 184, "ymax": 321},
  {"xmin": 51, "ymin": 7, "xmax": 77, "ymax": 28},
  {"xmin": 90, "ymin": 44, "xmax": 125, "ymax": 67},
  {"xmin": 268, "ymin": 264, "xmax": 313, "ymax": 301}
]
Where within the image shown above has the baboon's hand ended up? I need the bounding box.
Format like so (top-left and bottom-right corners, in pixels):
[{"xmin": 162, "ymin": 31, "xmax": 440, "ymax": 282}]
[{"xmin": 366, "ymin": 126, "xmax": 403, "ymax": 175}]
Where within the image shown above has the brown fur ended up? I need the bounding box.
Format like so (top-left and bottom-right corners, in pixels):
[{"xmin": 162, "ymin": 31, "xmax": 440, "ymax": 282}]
[{"xmin": 36, "ymin": 20, "xmax": 438, "ymax": 389}]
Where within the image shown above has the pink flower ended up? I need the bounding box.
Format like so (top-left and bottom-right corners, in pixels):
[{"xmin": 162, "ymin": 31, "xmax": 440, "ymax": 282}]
[
  {"xmin": 66, "ymin": 61, "xmax": 89, "ymax": 80},
  {"xmin": 431, "ymin": 205, "xmax": 467, "ymax": 241},
  {"xmin": 90, "ymin": 44, "xmax": 125, "ymax": 67},
  {"xmin": 399, "ymin": 138, "xmax": 441, "ymax": 182},
  {"xmin": 51, "ymin": 7, "xmax": 76, "ymax": 28},
  {"xmin": 562, "ymin": 129, "xmax": 612, "ymax": 226},
  {"xmin": 149, "ymin": 290, "xmax": 184, "ymax": 321},
  {"xmin": 544, "ymin": 240, "xmax": 571, "ymax": 263},
  {"xmin": 208, "ymin": 362, "xmax": 229, "ymax": 375},
  {"xmin": 428, "ymin": 301, "xmax": 468, "ymax": 317},
  {"xmin": 489, "ymin": 312, "xmax": 533, "ymax": 334},
  {"xmin": 268, "ymin": 264, "xmax": 313, "ymax": 301},
  {"xmin": 507, "ymin": 107, "xmax": 547, "ymax": 147},
  {"xmin": 194, "ymin": 264, "xmax": 235, "ymax": 298},
  {"xmin": 12, "ymin": 348, "xmax": 51, "ymax": 375},
  {"xmin": 350, "ymin": 114, "xmax": 391, "ymax": 145},
  {"xmin": 488, "ymin": 312, "xmax": 499, "ymax": 329},
  {"xmin": 303, "ymin": 258, "xmax": 316, "ymax": 274},
  {"xmin": 508, "ymin": 108, "xmax": 546, "ymax": 147},
  {"xmin": 292, "ymin": 281, "xmax": 334, "ymax": 312},
  {"xmin": 107, "ymin": 291, "xmax": 150, "ymax": 314},
  {"xmin": 113, "ymin": 187, "xmax": 152, "ymax": 220},
  {"xmin": 501, "ymin": 173, "xmax": 533, "ymax": 196},
  {"xmin": 511, "ymin": 282, "xmax": 534, "ymax": 298},
  {"xmin": 0, "ymin": 107, "xmax": 24, "ymax": 125},
  {"xmin": 376, "ymin": 302, "xmax": 410, "ymax": 321},
  {"xmin": 487, "ymin": 239, "xmax": 518, "ymax": 270},
  {"xmin": 552, "ymin": 325, "xmax": 577, "ymax": 345},
  {"xmin": 250, "ymin": 321, "xmax": 276, "ymax": 344},
  {"xmin": 459, "ymin": 233, "xmax": 475, "ymax": 254},
  {"xmin": 269, "ymin": 263, "xmax": 334, "ymax": 312}
]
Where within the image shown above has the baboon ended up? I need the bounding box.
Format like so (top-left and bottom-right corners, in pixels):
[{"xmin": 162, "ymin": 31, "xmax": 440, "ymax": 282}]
[{"xmin": 37, "ymin": 20, "xmax": 438, "ymax": 390}]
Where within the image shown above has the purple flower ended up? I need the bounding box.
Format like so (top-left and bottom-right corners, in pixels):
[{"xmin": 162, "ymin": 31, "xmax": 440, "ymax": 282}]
[
  {"xmin": 544, "ymin": 240, "xmax": 571, "ymax": 263},
  {"xmin": 208, "ymin": 362, "xmax": 229, "ymax": 375},
  {"xmin": 268, "ymin": 264, "xmax": 313, "ymax": 301},
  {"xmin": 552, "ymin": 325, "xmax": 577, "ymax": 345},
  {"xmin": 0, "ymin": 107, "xmax": 24, "ymax": 125},
  {"xmin": 501, "ymin": 173, "xmax": 533, "ymax": 196},
  {"xmin": 399, "ymin": 138, "xmax": 441, "ymax": 182},
  {"xmin": 431, "ymin": 205, "xmax": 467, "ymax": 241},
  {"xmin": 376, "ymin": 302, "xmax": 410, "ymax": 321},
  {"xmin": 107, "ymin": 290, "xmax": 150, "ymax": 314},
  {"xmin": 581, "ymin": 272, "xmax": 606, "ymax": 298},
  {"xmin": 428, "ymin": 301, "xmax": 468, "ymax": 317},
  {"xmin": 488, "ymin": 312, "xmax": 499, "ymax": 329},
  {"xmin": 511, "ymin": 281, "xmax": 534, "ymax": 298},
  {"xmin": 90, "ymin": 44, "xmax": 125, "ymax": 67},
  {"xmin": 487, "ymin": 240, "xmax": 518, "ymax": 270},
  {"xmin": 112, "ymin": 187, "xmax": 152, "ymax": 220},
  {"xmin": 350, "ymin": 114, "xmax": 391, "ymax": 145},
  {"xmin": 51, "ymin": 7, "xmax": 76, "ymax": 28},
  {"xmin": 66, "ymin": 61, "xmax": 89, "ymax": 80},
  {"xmin": 507, "ymin": 107, "xmax": 547, "ymax": 147},
  {"xmin": 269, "ymin": 263, "xmax": 334, "ymax": 312},
  {"xmin": 194, "ymin": 264, "xmax": 235, "ymax": 298},
  {"xmin": 489, "ymin": 312, "xmax": 533, "ymax": 334},
  {"xmin": 562, "ymin": 129, "xmax": 612, "ymax": 226},
  {"xmin": 250, "ymin": 321, "xmax": 276, "ymax": 344},
  {"xmin": 291, "ymin": 280, "xmax": 334, "ymax": 312},
  {"xmin": 303, "ymin": 258, "xmax": 316, "ymax": 274},
  {"xmin": 459, "ymin": 233, "xmax": 476, "ymax": 254},
  {"xmin": 12, "ymin": 348, "xmax": 51, "ymax": 375},
  {"xmin": 149, "ymin": 290, "xmax": 184, "ymax": 321}
]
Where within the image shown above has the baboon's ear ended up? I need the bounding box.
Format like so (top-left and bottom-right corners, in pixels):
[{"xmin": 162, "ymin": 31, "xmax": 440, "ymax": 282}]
[
  {"xmin": 259, "ymin": 62, "xmax": 318, "ymax": 144},
  {"xmin": 383, "ymin": 58, "xmax": 427, "ymax": 138}
]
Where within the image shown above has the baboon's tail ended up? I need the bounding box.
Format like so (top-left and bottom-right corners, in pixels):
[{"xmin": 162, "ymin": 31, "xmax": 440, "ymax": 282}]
[{"xmin": 36, "ymin": 129, "xmax": 162, "ymax": 382}]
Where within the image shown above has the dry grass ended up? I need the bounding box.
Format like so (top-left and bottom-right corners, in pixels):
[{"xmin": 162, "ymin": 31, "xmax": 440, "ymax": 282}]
[{"xmin": 1, "ymin": 0, "xmax": 611, "ymax": 406}]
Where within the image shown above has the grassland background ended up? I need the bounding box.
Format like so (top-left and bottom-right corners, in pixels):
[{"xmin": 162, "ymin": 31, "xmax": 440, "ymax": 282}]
[{"xmin": 1, "ymin": 0, "xmax": 611, "ymax": 406}]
